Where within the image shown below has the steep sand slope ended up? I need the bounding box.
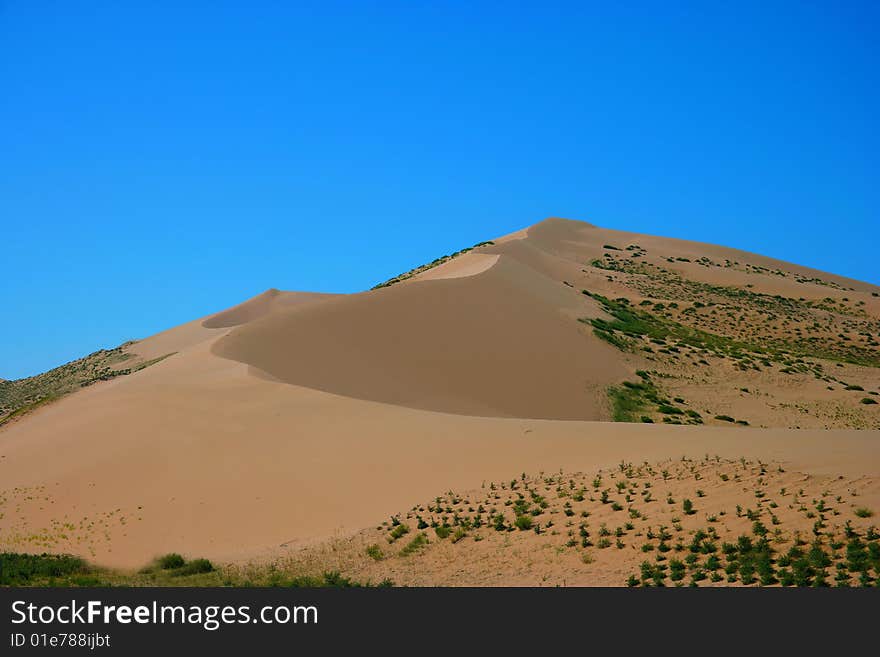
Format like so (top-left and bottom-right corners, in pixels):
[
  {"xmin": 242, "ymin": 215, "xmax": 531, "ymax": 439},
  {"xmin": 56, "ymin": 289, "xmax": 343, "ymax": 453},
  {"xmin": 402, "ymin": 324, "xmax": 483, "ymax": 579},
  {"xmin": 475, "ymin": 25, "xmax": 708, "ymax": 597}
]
[
  {"xmin": 123, "ymin": 290, "xmax": 339, "ymax": 361},
  {"xmin": 213, "ymin": 255, "xmax": 627, "ymax": 420}
]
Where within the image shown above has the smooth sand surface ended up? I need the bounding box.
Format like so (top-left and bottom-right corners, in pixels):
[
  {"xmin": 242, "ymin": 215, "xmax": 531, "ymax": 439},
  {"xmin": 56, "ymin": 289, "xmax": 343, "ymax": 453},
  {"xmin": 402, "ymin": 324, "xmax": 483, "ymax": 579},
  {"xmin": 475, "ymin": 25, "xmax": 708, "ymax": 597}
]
[
  {"xmin": 125, "ymin": 318, "xmax": 226, "ymax": 361},
  {"xmin": 202, "ymin": 289, "xmax": 338, "ymax": 328},
  {"xmin": 213, "ymin": 255, "xmax": 627, "ymax": 420},
  {"xmin": 408, "ymin": 252, "xmax": 499, "ymax": 282}
]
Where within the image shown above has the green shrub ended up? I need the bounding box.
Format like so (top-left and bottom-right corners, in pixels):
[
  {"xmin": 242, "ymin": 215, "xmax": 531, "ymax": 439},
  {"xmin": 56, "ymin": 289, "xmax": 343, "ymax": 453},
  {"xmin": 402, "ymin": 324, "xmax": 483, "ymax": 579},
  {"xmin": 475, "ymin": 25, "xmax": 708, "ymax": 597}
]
[
  {"xmin": 714, "ymin": 415, "xmax": 735, "ymax": 423},
  {"xmin": 157, "ymin": 553, "xmax": 186, "ymax": 570},
  {"xmin": 172, "ymin": 558, "xmax": 214, "ymax": 576},
  {"xmin": 854, "ymin": 507, "xmax": 874, "ymax": 518},
  {"xmin": 365, "ymin": 544, "xmax": 384, "ymax": 561},
  {"xmin": 287, "ymin": 571, "xmax": 392, "ymax": 588},
  {"xmin": 515, "ymin": 515, "xmax": 533, "ymax": 531},
  {"xmin": 0, "ymin": 553, "xmax": 90, "ymax": 585},
  {"xmin": 388, "ymin": 523, "xmax": 410, "ymax": 541},
  {"xmin": 399, "ymin": 533, "xmax": 428, "ymax": 556}
]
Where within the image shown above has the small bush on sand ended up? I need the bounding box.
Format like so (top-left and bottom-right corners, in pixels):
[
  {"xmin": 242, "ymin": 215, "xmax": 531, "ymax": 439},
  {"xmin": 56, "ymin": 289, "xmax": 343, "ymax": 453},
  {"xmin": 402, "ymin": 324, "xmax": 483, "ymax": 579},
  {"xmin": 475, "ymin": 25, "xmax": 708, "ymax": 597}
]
[
  {"xmin": 399, "ymin": 533, "xmax": 428, "ymax": 557},
  {"xmin": 157, "ymin": 553, "xmax": 186, "ymax": 570},
  {"xmin": 172, "ymin": 558, "xmax": 214, "ymax": 577},
  {"xmin": 515, "ymin": 515, "xmax": 533, "ymax": 531},
  {"xmin": 388, "ymin": 524, "xmax": 410, "ymax": 541}
]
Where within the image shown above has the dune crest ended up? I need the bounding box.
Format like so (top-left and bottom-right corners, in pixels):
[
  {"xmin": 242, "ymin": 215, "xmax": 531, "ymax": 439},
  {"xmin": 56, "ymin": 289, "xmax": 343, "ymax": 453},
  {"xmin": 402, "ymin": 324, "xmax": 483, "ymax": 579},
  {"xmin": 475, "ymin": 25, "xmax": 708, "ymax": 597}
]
[{"xmin": 202, "ymin": 289, "xmax": 337, "ymax": 328}]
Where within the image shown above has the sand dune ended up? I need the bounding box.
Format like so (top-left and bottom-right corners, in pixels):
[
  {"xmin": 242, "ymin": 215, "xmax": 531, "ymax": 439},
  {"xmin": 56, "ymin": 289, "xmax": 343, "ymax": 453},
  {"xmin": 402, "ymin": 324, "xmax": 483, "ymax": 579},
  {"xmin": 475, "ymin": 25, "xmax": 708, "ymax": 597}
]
[
  {"xmin": 202, "ymin": 289, "xmax": 337, "ymax": 329},
  {"xmin": 213, "ymin": 254, "xmax": 627, "ymax": 420},
  {"xmin": 1, "ymin": 217, "xmax": 877, "ymax": 575}
]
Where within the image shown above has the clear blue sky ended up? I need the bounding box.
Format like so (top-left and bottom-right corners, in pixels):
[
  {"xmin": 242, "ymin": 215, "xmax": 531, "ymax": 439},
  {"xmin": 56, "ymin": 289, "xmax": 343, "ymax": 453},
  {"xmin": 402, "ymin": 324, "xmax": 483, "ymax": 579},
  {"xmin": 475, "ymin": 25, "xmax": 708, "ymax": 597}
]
[{"xmin": 1, "ymin": 1, "xmax": 877, "ymax": 379}]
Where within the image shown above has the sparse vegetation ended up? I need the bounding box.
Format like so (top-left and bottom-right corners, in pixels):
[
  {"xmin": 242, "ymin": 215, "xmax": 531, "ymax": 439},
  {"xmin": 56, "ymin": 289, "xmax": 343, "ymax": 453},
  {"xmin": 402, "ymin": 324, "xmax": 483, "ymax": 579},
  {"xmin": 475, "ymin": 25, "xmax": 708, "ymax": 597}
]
[
  {"xmin": 0, "ymin": 347, "xmax": 174, "ymax": 427},
  {"xmin": 372, "ymin": 241, "xmax": 496, "ymax": 289}
]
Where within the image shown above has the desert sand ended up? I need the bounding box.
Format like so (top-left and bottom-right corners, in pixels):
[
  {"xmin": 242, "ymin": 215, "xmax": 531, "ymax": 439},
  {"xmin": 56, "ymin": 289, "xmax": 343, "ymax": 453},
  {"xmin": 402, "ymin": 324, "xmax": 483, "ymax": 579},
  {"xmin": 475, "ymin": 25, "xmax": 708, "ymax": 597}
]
[{"xmin": 1, "ymin": 218, "xmax": 878, "ymax": 585}]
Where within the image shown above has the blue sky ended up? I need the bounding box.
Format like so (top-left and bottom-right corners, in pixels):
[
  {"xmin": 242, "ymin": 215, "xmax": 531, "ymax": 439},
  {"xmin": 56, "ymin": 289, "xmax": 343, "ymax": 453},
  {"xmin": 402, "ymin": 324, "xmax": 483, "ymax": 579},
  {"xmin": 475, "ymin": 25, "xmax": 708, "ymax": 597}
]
[{"xmin": 1, "ymin": 1, "xmax": 877, "ymax": 379}]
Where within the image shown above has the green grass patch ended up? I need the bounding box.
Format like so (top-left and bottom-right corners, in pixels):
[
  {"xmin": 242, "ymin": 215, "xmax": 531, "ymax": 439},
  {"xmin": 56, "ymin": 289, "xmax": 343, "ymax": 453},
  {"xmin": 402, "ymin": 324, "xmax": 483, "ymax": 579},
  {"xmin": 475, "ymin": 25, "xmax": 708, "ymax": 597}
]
[
  {"xmin": 607, "ymin": 379, "xmax": 660, "ymax": 422},
  {"xmin": 399, "ymin": 532, "xmax": 429, "ymax": 557}
]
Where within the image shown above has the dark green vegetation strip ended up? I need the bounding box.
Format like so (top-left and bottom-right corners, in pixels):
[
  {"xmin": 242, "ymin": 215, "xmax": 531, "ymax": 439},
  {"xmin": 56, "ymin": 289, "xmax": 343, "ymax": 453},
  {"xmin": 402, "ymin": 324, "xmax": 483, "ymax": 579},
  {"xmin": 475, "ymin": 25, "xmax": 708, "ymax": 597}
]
[
  {"xmin": 585, "ymin": 291, "xmax": 771, "ymax": 358},
  {"xmin": 586, "ymin": 254, "xmax": 880, "ymax": 367},
  {"xmin": 606, "ymin": 372, "xmax": 704, "ymax": 425},
  {"xmin": 582, "ymin": 290, "xmax": 879, "ymax": 368},
  {"xmin": 371, "ymin": 240, "xmax": 495, "ymax": 289},
  {"xmin": 0, "ymin": 552, "xmax": 392, "ymax": 588}
]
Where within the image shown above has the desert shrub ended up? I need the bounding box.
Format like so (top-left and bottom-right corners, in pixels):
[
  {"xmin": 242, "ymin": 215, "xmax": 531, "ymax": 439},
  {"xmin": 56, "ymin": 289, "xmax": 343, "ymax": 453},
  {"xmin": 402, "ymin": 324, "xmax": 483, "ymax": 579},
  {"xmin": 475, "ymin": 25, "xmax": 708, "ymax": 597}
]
[
  {"xmin": 434, "ymin": 525, "xmax": 452, "ymax": 539},
  {"xmin": 399, "ymin": 533, "xmax": 428, "ymax": 556},
  {"xmin": 594, "ymin": 329, "xmax": 633, "ymax": 350},
  {"xmin": 365, "ymin": 544, "xmax": 383, "ymax": 561},
  {"xmin": 287, "ymin": 571, "xmax": 391, "ymax": 588},
  {"xmin": 861, "ymin": 398, "xmax": 878, "ymax": 405},
  {"xmin": 854, "ymin": 507, "xmax": 874, "ymax": 518},
  {"xmin": 714, "ymin": 415, "xmax": 735, "ymax": 423},
  {"xmin": 0, "ymin": 553, "xmax": 91, "ymax": 585},
  {"xmin": 451, "ymin": 528, "xmax": 468, "ymax": 543},
  {"xmin": 388, "ymin": 523, "xmax": 410, "ymax": 541},
  {"xmin": 778, "ymin": 568, "xmax": 794, "ymax": 586},
  {"xmin": 514, "ymin": 515, "xmax": 533, "ymax": 531},
  {"xmin": 845, "ymin": 538, "xmax": 869, "ymax": 572},
  {"xmin": 157, "ymin": 553, "xmax": 186, "ymax": 570},
  {"xmin": 739, "ymin": 561, "xmax": 756, "ymax": 585},
  {"xmin": 172, "ymin": 558, "xmax": 214, "ymax": 576}
]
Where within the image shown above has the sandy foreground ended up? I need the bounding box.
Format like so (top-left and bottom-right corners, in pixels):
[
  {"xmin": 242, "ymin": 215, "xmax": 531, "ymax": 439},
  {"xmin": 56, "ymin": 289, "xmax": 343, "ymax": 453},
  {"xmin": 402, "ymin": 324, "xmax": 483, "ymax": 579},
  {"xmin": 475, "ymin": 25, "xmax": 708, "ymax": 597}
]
[{"xmin": 1, "ymin": 218, "xmax": 877, "ymax": 574}]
